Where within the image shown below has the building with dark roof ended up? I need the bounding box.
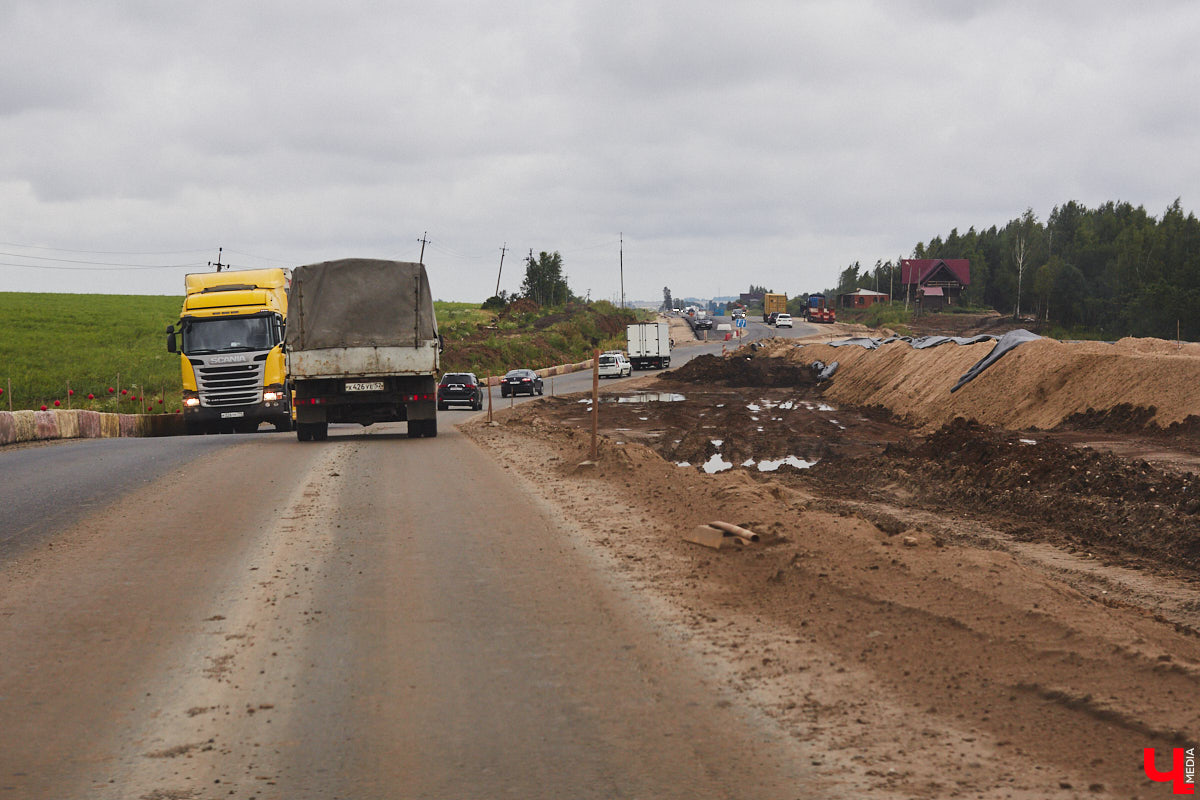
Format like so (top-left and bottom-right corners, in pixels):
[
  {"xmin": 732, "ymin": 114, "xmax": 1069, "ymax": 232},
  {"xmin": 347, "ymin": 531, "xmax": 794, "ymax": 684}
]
[{"xmin": 900, "ymin": 259, "xmax": 971, "ymax": 311}]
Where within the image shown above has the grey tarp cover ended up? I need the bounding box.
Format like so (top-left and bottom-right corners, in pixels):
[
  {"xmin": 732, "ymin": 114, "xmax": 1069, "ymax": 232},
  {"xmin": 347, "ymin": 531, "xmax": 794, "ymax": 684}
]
[
  {"xmin": 811, "ymin": 361, "xmax": 839, "ymax": 380},
  {"xmin": 809, "ymin": 328, "xmax": 1043, "ymax": 391},
  {"xmin": 286, "ymin": 259, "xmax": 438, "ymax": 351},
  {"xmin": 828, "ymin": 334, "xmax": 996, "ymax": 350},
  {"xmin": 949, "ymin": 328, "xmax": 1042, "ymax": 393},
  {"xmin": 911, "ymin": 334, "xmax": 996, "ymax": 349}
]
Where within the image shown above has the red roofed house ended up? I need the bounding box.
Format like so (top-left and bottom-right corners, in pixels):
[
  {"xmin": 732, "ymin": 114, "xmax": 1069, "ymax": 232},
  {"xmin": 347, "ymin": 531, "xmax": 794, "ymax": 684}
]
[{"xmin": 901, "ymin": 259, "xmax": 971, "ymax": 312}]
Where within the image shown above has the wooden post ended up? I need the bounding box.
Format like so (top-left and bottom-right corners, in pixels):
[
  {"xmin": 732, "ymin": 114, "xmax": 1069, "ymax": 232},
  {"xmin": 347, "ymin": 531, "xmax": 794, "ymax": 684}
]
[
  {"xmin": 591, "ymin": 348, "xmax": 599, "ymax": 460},
  {"xmin": 487, "ymin": 375, "xmax": 493, "ymax": 423}
]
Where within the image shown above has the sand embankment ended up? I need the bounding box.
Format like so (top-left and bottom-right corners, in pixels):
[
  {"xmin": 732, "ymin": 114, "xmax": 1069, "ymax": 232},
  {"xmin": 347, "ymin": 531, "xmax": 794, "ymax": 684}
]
[{"xmin": 773, "ymin": 335, "xmax": 1200, "ymax": 431}]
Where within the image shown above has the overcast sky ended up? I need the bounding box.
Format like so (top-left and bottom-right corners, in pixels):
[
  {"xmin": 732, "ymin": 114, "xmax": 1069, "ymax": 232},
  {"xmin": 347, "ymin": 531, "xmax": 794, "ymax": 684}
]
[{"xmin": 1, "ymin": 0, "xmax": 1196, "ymax": 302}]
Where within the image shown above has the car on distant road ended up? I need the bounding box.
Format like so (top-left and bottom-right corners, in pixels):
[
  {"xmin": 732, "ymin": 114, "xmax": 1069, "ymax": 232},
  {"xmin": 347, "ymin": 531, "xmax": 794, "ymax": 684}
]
[
  {"xmin": 766, "ymin": 312, "xmax": 780, "ymax": 325},
  {"xmin": 437, "ymin": 372, "xmax": 484, "ymax": 410},
  {"xmin": 693, "ymin": 316, "xmax": 714, "ymax": 330},
  {"xmin": 598, "ymin": 351, "xmax": 632, "ymax": 378},
  {"xmin": 775, "ymin": 313, "xmax": 793, "ymax": 328},
  {"xmin": 500, "ymin": 368, "xmax": 544, "ymax": 397}
]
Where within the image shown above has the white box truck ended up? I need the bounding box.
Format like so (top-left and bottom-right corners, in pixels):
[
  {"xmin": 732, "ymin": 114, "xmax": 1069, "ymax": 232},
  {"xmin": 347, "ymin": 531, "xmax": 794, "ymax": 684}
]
[{"xmin": 626, "ymin": 321, "xmax": 671, "ymax": 370}]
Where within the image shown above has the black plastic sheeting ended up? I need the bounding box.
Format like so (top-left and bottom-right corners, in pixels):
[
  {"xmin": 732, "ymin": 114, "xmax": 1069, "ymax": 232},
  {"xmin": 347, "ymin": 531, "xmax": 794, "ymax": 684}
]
[
  {"xmin": 816, "ymin": 329, "xmax": 1043, "ymax": 392},
  {"xmin": 950, "ymin": 329, "xmax": 1043, "ymax": 392},
  {"xmin": 828, "ymin": 333, "xmax": 997, "ymax": 350},
  {"xmin": 809, "ymin": 360, "xmax": 840, "ymax": 381}
]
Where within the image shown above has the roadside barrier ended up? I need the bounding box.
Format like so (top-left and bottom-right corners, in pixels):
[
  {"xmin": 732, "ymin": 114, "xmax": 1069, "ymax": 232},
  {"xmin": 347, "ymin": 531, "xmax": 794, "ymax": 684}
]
[{"xmin": 0, "ymin": 409, "xmax": 185, "ymax": 446}]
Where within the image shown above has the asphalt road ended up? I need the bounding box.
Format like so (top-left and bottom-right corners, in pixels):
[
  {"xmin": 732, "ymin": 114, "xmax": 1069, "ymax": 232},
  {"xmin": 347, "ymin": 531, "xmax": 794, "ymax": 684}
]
[{"xmin": 0, "ymin": 322, "xmax": 825, "ymax": 799}]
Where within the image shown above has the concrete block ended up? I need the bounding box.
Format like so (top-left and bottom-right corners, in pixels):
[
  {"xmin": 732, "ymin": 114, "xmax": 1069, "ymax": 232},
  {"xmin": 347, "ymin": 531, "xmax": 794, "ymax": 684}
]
[
  {"xmin": 54, "ymin": 409, "xmax": 80, "ymax": 439},
  {"xmin": 34, "ymin": 410, "xmax": 59, "ymax": 440},
  {"xmin": 12, "ymin": 411, "xmax": 35, "ymax": 442}
]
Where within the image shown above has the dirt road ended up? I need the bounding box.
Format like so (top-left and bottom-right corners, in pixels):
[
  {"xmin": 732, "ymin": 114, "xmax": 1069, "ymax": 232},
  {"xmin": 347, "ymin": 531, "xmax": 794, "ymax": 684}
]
[{"xmin": 0, "ymin": 425, "xmax": 822, "ymax": 799}]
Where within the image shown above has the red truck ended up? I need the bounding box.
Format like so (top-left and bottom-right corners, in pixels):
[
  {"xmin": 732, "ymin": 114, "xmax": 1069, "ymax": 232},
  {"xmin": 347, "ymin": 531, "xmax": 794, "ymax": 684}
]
[{"xmin": 805, "ymin": 293, "xmax": 836, "ymax": 323}]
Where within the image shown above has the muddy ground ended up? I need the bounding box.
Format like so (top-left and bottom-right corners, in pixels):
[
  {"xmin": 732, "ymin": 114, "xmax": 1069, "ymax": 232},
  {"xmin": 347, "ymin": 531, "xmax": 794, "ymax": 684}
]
[{"xmin": 464, "ymin": 344, "xmax": 1200, "ymax": 799}]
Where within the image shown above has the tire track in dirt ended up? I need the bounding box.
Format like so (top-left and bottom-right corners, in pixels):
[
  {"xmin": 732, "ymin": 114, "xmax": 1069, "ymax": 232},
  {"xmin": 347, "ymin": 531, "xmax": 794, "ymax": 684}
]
[{"xmin": 91, "ymin": 443, "xmax": 352, "ymax": 800}]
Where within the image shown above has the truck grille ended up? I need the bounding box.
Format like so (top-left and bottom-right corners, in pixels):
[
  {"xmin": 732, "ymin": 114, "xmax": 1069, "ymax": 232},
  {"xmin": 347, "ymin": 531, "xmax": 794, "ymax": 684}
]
[{"xmin": 194, "ymin": 360, "xmax": 265, "ymax": 407}]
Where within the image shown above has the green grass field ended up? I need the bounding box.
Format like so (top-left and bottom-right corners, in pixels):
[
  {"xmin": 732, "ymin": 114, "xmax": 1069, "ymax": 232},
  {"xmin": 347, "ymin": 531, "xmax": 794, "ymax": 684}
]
[
  {"xmin": 0, "ymin": 293, "xmax": 183, "ymax": 413},
  {"xmin": 0, "ymin": 294, "xmax": 643, "ymax": 412}
]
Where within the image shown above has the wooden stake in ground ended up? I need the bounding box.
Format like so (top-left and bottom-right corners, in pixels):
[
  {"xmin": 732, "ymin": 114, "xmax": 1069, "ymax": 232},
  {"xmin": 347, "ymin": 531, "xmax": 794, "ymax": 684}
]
[
  {"xmin": 591, "ymin": 348, "xmax": 599, "ymax": 460},
  {"xmin": 486, "ymin": 375, "xmax": 493, "ymax": 423}
]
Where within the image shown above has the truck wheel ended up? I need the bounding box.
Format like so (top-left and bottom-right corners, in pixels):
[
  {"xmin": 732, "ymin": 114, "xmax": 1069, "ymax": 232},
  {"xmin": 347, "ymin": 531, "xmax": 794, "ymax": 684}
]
[
  {"xmin": 425, "ymin": 418, "xmax": 438, "ymax": 437},
  {"xmin": 296, "ymin": 424, "xmax": 312, "ymax": 442},
  {"xmin": 274, "ymin": 416, "xmax": 293, "ymax": 432},
  {"xmin": 313, "ymin": 422, "xmax": 328, "ymax": 441}
]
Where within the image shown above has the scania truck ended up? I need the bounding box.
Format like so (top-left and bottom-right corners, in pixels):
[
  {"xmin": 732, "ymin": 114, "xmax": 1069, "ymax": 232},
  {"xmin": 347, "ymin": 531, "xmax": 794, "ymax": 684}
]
[
  {"xmin": 166, "ymin": 268, "xmax": 292, "ymax": 434},
  {"xmin": 286, "ymin": 258, "xmax": 440, "ymax": 441}
]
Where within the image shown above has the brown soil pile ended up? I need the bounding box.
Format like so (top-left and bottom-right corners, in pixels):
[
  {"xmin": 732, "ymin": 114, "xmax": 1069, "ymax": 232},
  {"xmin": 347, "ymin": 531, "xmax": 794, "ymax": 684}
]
[
  {"xmin": 772, "ymin": 335, "xmax": 1200, "ymax": 432},
  {"xmin": 663, "ymin": 353, "xmax": 822, "ymax": 387}
]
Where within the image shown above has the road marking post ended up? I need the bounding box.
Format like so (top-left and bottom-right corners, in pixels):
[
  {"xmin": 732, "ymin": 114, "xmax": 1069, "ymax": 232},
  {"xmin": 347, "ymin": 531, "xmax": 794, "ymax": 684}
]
[{"xmin": 591, "ymin": 349, "xmax": 599, "ymax": 461}]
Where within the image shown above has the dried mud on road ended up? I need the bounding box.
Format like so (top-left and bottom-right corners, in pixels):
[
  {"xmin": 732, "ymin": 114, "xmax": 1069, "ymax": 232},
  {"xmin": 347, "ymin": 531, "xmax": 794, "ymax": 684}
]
[{"xmin": 464, "ymin": 336, "xmax": 1200, "ymax": 799}]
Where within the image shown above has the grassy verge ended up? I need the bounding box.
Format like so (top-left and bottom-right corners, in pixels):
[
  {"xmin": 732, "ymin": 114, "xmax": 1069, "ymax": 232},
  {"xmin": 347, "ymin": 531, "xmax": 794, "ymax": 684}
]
[{"xmin": 836, "ymin": 303, "xmax": 915, "ymax": 334}]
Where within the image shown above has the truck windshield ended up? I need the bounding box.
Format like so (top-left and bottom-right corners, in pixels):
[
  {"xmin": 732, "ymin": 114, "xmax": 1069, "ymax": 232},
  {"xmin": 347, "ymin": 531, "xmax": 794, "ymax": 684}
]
[{"xmin": 183, "ymin": 316, "xmax": 275, "ymax": 355}]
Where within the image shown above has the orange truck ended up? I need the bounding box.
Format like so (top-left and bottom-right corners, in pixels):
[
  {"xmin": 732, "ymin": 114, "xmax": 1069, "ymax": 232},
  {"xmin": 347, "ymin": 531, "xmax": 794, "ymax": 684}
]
[{"xmin": 762, "ymin": 293, "xmax": 787, "ymax": 322}]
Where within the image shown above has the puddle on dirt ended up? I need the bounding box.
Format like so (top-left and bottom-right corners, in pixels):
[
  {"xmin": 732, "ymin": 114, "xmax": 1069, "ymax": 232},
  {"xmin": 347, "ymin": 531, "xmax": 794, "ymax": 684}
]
[{"xmin": 612, "ymin": 393, "xmax": 686, "ymax": 403}]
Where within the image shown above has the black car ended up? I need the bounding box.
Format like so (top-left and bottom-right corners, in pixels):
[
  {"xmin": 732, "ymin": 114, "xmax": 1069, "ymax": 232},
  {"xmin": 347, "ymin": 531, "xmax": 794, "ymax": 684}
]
[
  {"xmin": 438, "ymin": 372, "xmax": 484, "ymax": 410},
  {"xmin": 500, "ymin": 368, "xmax": 544, "ymax": 397}
]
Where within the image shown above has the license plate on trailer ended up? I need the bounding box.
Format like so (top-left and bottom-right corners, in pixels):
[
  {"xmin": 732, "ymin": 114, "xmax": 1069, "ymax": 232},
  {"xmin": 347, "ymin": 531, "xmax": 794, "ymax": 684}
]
[
  {"xmin": 220, "ymin": 411, "xmax": 245, "ymax": 419},
  {"xmin": 345, "ymin": 381, "xmax": 385, "ymax": 392}
]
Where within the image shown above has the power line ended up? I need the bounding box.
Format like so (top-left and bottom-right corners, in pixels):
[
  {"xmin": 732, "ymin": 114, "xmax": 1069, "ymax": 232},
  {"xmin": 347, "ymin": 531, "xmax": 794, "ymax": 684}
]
[
  {"xmin": 0, "ymin": 260, "xmax": 204, "ymax": 271},
  {"xmin": 0, "ymin": 241, "xmax": 212, "ymax": 256}
]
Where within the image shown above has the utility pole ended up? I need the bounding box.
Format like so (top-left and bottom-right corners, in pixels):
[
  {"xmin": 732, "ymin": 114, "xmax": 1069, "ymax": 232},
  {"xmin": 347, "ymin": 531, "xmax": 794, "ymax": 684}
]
[
  {"xmin": 208, "ymin": 246, "xmax": 226, "ymax": 272},
  {"xmin": 495, "ymin": 242, "xmax": 507, "ymax": 298},
  {"xmin": 619, "ymin": 232, "xmax": 625, "ymax": 309},
  {"xmin": 418, "ymin": 231, "xmax": 428, "ymax": 264}
]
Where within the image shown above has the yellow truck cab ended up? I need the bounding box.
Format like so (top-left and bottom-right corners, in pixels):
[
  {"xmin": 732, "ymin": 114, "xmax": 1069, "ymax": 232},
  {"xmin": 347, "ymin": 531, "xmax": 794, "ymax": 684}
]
[{"xmin": 166, "ymin": 268, "xmax": 292, "ymax": 434}]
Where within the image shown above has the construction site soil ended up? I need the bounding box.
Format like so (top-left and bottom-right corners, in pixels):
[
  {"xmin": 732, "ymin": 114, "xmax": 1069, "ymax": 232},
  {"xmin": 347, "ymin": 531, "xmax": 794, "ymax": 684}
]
[{"xmin": 464, "ymin": 332, "xmax": 1200, "ymax": 799}]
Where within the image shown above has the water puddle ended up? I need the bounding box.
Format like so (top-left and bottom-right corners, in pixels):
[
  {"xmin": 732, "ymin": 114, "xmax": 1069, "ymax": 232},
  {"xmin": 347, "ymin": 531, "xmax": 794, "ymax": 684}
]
[
  {"xmin": 614, "ymin": 393, "xmax": 686, "ymax": 403},
  {"xmin": 702, "ymin": 453, "xmax": 734, "ymax": 473}
]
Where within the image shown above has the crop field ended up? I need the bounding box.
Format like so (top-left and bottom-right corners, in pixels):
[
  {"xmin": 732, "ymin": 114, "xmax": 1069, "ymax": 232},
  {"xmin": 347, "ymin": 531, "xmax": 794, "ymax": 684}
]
[{"xmin": 0, "ymin": 293, "xmax": 183, "ymax": 413}]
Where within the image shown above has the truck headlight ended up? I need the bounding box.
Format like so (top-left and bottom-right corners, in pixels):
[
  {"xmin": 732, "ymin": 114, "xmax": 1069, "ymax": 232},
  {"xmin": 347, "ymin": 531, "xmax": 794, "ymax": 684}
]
[
  {"xmin": 263, "ymin": 391, "xmax": 282, "ymax": 402},
  {"xmin": 183, "ymin": 397, "xmax": 201, "ymax": 408}
]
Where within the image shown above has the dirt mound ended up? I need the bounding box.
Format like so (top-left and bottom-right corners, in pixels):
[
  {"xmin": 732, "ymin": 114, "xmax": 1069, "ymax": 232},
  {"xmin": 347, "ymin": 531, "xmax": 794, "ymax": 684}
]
[
  {"xmin": 773, "ymin": 335, "xmax": 1200, "ymax": 431},
  {"xmin": 662, "ymin": 354, "xmax": 821, "ymax": 388}
]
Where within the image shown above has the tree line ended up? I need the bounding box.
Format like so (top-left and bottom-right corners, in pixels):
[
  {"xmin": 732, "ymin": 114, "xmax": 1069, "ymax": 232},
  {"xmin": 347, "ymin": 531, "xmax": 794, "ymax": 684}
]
[{"xmin": 829, "ymin": 199, "xmax": 1200, "ymax": 340}]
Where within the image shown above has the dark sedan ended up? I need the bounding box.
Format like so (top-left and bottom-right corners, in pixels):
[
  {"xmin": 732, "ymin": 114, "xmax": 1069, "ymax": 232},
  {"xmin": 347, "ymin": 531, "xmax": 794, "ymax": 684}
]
[
  {"xmin": 500, "ymin": 369, "xmax": 544, "ymax": 397},
  {"xmin": 438, "ymin": 372, "xmax": 484, "ymax": 410}
]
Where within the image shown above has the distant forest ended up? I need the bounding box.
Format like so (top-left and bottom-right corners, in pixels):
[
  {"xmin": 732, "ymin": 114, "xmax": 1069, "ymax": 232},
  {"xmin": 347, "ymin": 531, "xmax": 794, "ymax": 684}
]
[{"xmin": 830, "ymin": 199, "xmax": 1200, "ymax": 340}]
